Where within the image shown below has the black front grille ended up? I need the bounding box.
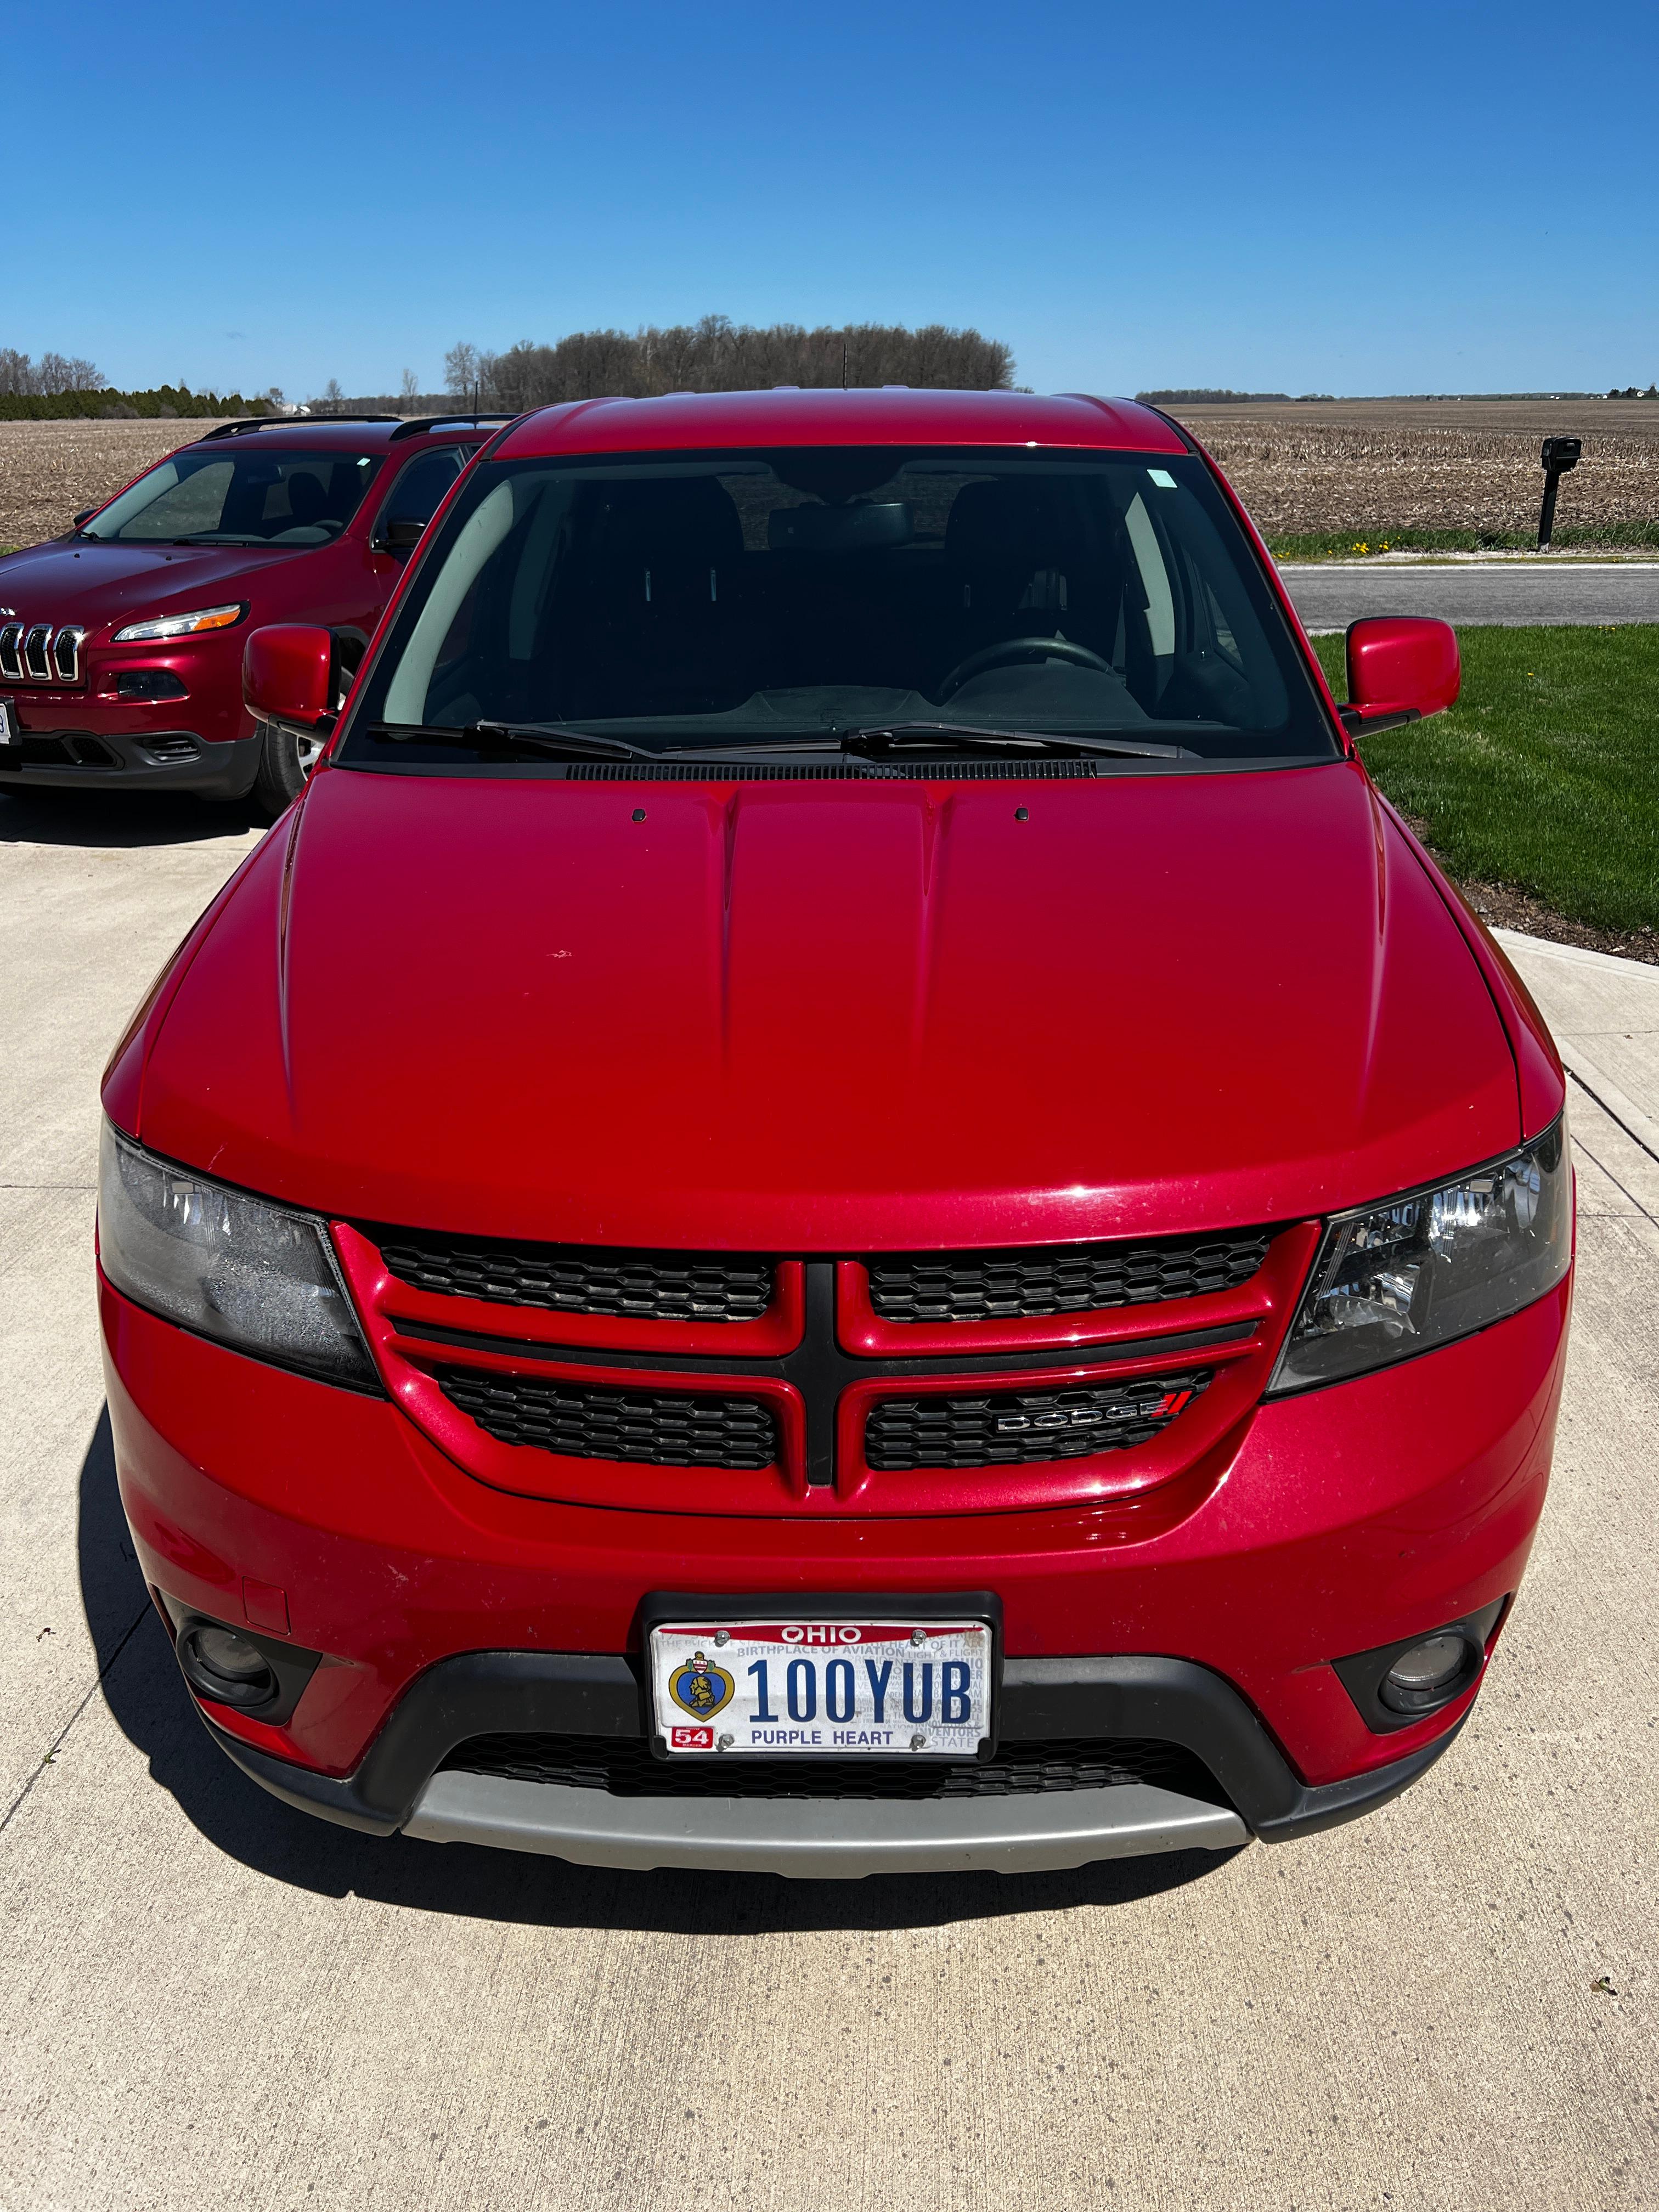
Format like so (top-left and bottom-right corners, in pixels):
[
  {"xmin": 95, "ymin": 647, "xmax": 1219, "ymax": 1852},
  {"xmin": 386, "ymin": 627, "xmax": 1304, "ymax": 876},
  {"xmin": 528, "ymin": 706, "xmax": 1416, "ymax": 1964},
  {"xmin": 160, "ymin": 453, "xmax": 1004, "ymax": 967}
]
[
  {"xmin": 443, "ymin": 1730, "xmax": 1224, "ymax": 1802},
  {"xmin": 864, "ymin": 1370, "xmax": 1212, "ymax": 1472},
  {"xmin": 868, "ymin": 1231, "xmax": 1271, "ymax": 1324},
  {"xmin": 375, "ymin": 1229, "xmax": 774, "ymax": 1323},
  {"xmin": 438, "ymin": 1367, "xmax": 779, "ymax": 1470}
]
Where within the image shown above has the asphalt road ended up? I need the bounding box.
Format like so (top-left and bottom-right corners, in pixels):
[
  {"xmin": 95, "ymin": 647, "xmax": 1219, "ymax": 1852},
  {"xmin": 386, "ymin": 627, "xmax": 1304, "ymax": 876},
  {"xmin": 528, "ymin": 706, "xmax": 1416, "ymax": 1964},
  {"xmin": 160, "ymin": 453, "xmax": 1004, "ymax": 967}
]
[
  {"xmin": 1, "ymin": 787, "xmax": 1655, "ymax": 2212},
  {"xmin": 1279, "ymin": 558, "xmax": 1659, "ymax": 631}
]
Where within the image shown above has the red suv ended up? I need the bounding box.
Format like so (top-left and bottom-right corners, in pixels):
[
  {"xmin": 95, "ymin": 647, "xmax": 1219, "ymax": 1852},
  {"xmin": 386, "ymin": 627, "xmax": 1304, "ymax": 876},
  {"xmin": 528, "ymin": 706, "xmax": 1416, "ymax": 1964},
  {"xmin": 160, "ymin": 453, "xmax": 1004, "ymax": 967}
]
[
  {"xmin": 0, "ymin": 413, "xmax": 508, "ymax": 813},
  {"xmin": 97, "ymin": 390, "xmax": 1572, "ymax": 1877}
]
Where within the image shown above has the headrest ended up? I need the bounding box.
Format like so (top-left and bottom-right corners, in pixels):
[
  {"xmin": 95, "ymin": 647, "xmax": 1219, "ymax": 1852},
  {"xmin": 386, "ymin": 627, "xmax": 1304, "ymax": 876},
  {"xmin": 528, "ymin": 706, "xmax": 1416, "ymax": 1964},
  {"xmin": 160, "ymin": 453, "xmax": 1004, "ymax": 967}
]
[
  {"xmin": 585, "ymin": 478, "xmax": 744, "ymax": 569},
  {"xmin": 944, "ymin": 478, "xmax": 1081, "ymax": 570},
  {"xmin": 285, "ymin": 472, "xmax": 328, "ymax": 524}
]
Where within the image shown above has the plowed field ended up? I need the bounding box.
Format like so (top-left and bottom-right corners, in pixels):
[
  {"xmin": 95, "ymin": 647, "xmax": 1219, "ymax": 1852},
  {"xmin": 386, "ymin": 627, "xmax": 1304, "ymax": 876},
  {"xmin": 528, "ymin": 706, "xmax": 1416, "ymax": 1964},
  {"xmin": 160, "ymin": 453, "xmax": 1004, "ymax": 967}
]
[
  {"xmin": 0, "ymin": 419, "xmax": 229, "ymax": 549},
  {"xmin": 1178, "ymin": 398, "xmax": 1659, "ymax": 540},
  {"xmin": 2, "ymin": 402, "xmax": 1658, "ymax": 549}
]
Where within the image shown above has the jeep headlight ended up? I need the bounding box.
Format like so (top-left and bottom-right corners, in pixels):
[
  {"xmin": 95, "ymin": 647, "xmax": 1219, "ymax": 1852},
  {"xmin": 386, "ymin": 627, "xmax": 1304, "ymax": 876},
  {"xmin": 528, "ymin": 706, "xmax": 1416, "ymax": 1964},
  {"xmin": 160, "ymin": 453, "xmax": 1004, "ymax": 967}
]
[
  {"xmin": 112, "ymin": 602, "xmax": 245, "ymax": 644},
  {"xmin": 98, "ymin": 1122, "xmax": 376, "ymax": 1388},
  {"xmin": 1270, "ymin": 1119, "xmax": 1571, "ymax": 1393}
]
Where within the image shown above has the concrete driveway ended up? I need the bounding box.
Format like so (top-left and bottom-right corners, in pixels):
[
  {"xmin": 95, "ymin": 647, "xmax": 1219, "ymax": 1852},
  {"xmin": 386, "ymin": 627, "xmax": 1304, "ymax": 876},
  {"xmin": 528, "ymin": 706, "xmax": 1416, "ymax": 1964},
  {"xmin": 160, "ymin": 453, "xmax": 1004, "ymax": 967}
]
[
  {"xmin": 1280, "ymin": 558, "xmax": 1659, "ymax": 632},
  {"xmin": 1, "ymin": 789, "xmax": 1654, "ymax": 2212}
]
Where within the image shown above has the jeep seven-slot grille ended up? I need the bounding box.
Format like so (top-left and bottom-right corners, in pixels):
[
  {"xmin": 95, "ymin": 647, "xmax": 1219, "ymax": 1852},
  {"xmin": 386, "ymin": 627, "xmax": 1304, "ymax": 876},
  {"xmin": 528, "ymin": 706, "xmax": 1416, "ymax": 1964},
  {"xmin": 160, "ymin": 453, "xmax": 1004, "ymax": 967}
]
[
  {"xmin": 863, "ymin": 1370, "xmax": 1212, "ymax": 1472},
  {"xmin": 442, "ymin": 1730, "xmax": 1224, "ymax": 1802},
  {"xmin": 375, "ymin": 1231, "xmax": 773, "ymax": 1323},
  {"xmin": 437, "ymin": 1368, "xmax": 778, "ymax": 1470},
  {"xmin": 867, "ymin": 1231, "xmax": 1271, "ymax": 1324}
]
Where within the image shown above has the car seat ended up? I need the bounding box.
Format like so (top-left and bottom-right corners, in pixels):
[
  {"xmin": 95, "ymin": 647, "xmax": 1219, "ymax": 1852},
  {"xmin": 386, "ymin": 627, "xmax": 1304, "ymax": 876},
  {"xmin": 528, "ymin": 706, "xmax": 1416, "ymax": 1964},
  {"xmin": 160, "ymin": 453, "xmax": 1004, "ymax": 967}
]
[
  {"xmin": 281, "ymin": 472, "xmax": 330, "ymax": 533},
  {"xmin": 557, "ymin": 478, "xmax": 749, "ymax": 714}
]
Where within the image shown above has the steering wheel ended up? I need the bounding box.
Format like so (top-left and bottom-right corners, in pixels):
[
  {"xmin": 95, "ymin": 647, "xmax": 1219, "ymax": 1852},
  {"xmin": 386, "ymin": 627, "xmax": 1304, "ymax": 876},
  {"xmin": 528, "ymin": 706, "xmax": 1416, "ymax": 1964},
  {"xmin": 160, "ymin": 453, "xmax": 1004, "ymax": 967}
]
[{"xmin": 935, "ymin": 635, "xmax": 1115, "ymax": 702}]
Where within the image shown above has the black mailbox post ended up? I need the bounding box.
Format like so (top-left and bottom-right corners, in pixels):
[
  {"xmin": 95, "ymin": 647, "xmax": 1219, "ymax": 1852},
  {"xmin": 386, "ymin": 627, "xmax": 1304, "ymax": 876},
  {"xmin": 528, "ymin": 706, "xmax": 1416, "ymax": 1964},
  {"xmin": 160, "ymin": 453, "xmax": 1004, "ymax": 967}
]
[{"xmin": 1538, "ymin": 437, "xmax": 1581, "ymax": 549}]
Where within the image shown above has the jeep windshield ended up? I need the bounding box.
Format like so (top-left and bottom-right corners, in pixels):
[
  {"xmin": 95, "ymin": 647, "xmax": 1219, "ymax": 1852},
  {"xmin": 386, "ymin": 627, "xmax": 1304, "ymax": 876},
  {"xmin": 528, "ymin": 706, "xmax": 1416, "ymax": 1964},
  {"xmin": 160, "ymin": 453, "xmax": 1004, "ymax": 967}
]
[
  {"xmin": 82, "ymin": 448, "xmax": 382, "ymax": 546},
  {"xmin": 341, "ymin": 447, "xmax": 1340, "ymax": 768}
]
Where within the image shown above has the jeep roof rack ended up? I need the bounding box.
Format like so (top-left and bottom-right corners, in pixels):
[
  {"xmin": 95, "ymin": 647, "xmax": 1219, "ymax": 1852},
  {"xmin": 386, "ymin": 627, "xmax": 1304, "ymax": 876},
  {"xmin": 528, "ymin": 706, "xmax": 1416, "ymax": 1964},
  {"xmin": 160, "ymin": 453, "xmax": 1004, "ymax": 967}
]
[
  {"xmin": 201, "ymin": 415, "xmax": 403, "ymax": 439},
  {"xmin": 388, "ymin": 413, "xmax": 519, "ymax": 441}
]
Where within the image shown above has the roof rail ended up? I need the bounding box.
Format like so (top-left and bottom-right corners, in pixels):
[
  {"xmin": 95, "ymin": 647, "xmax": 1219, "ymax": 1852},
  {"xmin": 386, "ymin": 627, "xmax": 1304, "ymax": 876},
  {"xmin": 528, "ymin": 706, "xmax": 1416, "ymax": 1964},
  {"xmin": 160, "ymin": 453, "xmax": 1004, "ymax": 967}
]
[
  {"xmin": 201, "ymin": 414, "xmax": 402, "ymax": 439},
  {"xmin": 388, "ymin": 413, "xmax": 520, "ymax": 442}
]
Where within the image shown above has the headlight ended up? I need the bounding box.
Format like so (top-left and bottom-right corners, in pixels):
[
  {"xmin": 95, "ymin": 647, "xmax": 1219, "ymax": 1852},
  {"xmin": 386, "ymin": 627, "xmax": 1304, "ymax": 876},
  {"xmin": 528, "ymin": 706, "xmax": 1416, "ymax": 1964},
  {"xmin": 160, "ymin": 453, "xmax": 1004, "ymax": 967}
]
[
  {"xmin": 112, "ymin": 602, "xmax": 245, "ymax": 644},
  {"xmin": 1271, "ymin": 1119, "xmax": 1570, "ymax": 1393},
  {"xmin": 98, "ymin": 1122, "xmax": 376, "ymax": 1389}
]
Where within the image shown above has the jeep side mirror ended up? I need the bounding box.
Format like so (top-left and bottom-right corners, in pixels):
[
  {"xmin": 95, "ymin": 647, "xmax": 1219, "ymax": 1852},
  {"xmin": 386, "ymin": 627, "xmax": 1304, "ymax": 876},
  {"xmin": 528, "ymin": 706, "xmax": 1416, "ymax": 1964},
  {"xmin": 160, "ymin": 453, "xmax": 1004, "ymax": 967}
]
[
  {"xmin": 245, "ymin": 624, "xmax": 335, "ymax": 732},
  {"xmin": 1340, "ymin": 616, "xmax": 1460, "ymax": 738},
  {"xmin": 381, "ymin": 516, "xmax": 426, "ymax": 555},
  {"xmin": 72, "ymin": 507, "xmax": 97, "ymax": 531}
]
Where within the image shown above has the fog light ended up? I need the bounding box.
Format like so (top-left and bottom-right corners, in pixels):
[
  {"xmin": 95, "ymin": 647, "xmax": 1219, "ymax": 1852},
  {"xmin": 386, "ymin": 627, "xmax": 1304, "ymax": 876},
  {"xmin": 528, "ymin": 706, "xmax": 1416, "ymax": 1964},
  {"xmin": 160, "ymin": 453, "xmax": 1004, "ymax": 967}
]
[
  {"xmin": 1379, "ymin": 1630, "xmax": 1477, "ymax": 1714},
  {"xmin": 178, "ymin": 1621, "xmax": 278, "ymax": 1709}
]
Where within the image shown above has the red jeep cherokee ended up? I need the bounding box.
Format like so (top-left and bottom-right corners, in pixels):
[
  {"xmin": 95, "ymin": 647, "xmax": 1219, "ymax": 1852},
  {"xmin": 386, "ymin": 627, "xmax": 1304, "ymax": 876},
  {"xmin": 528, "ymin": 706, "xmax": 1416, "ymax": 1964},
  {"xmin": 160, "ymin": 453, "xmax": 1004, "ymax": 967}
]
[
  {"xmin": 0, "ymin": 413, "xmax": 507, "ymax": 813},
  {"xmin": 97, "ymin": 390, "xmax": 1572, "ymax": 1877}
]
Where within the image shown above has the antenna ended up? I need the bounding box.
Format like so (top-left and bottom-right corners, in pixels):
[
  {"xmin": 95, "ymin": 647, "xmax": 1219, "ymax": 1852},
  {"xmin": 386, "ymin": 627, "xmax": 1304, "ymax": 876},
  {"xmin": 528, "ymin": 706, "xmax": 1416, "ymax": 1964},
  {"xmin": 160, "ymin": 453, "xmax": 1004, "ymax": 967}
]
[{"xmin": 842, "ymin": 340, "xmax": 848, "ymax": 391}]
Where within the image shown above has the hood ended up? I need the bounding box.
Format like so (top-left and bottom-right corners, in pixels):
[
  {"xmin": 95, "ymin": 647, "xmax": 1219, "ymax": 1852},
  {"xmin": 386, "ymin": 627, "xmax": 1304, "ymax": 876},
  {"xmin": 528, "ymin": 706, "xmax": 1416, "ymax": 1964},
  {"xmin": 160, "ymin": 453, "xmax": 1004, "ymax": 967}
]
[
  {"xmin": 0, "ymin": 537, "xmax": 298, "ymax": 634},
  {"xmin": 132, "ymin": 760, "xmax": 1521, "ymax": 1250}
]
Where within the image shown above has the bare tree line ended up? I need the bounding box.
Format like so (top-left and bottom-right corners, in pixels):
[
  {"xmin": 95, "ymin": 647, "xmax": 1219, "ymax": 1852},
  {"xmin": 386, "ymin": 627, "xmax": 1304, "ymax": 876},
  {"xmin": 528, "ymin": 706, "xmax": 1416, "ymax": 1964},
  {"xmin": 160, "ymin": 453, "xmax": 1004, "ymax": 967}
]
[
  {"xmin": 0, "ymin": 348, "xmax": 107, "ymax": 396},
  {"xmin": 442, "ymin": 318, "xmax": 1015, "ymax": 410}
]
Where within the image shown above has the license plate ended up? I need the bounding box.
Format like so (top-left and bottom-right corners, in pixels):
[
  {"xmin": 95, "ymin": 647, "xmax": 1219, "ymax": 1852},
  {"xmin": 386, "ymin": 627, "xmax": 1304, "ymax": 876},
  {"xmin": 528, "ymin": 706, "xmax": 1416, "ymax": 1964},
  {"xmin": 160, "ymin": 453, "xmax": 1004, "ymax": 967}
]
[
  {"xmin": 0, "ymin": 698, "xmax": 16, "ymax": 747},
  {"xmin": 650, "ymin": 1618, "xmax": 994, "ymax": 1757}
]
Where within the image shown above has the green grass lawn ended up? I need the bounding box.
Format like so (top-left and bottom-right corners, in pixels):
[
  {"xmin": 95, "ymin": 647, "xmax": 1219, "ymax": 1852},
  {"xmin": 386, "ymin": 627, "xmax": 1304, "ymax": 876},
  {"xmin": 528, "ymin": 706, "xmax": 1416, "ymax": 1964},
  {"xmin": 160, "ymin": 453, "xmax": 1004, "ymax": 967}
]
[{"xmin": 1312, "ymin": 625, "xmax": 1659, "ymax": 935}]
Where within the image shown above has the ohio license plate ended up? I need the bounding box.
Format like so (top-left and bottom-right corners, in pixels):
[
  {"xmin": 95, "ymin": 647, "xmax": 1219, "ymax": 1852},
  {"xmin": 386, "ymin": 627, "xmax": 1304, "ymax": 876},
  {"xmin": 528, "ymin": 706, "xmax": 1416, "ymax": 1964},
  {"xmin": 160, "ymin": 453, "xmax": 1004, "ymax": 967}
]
[
  {"xmin": 649, "ymin": 1619, "xmax": 994, "ymax": 1757},
  {"xmin": 0, "ymin": 698, "xmax": 16, "ymax": 747}
]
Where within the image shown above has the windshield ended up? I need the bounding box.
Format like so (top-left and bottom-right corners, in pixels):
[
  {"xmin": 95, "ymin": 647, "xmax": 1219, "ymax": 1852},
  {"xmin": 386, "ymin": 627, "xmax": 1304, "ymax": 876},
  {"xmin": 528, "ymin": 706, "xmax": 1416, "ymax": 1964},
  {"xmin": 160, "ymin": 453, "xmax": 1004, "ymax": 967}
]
[
  {"xmin": 342, "ymin": 447, "xmax": 1338, "ymax": 766},
  {"xmin": 83, "ymin": 446, "xmax": 382, "ymax": 546}
]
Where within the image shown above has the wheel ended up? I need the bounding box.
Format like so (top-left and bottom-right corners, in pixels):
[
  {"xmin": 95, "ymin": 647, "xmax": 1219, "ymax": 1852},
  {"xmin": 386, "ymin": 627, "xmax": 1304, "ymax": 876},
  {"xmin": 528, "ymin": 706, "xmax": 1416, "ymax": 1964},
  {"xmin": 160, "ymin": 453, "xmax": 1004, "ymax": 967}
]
[
  {"xmin": 935, "ymin": 635, "xmax": 1115, "ymax": 703},
  {"xmin": 253, "ymin": 718, "xmax": 330, "ymax": 814}
]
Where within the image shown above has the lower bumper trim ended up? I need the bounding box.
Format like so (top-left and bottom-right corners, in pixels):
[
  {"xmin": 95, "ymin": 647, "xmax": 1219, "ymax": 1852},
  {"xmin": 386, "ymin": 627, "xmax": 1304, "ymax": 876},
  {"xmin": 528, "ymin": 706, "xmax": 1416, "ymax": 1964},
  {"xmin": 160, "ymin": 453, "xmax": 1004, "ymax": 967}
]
[
  {"xmin": 0, "ymin": 729, "xmax": 259, "ymax": 796},
  {"xmin": 196, "ymin": 1645, "xmax": 1472, "ymax": 1870},
  {"xmin": 401, "ymin": 1769, "xmax": 1249, "ymax": 1876}
]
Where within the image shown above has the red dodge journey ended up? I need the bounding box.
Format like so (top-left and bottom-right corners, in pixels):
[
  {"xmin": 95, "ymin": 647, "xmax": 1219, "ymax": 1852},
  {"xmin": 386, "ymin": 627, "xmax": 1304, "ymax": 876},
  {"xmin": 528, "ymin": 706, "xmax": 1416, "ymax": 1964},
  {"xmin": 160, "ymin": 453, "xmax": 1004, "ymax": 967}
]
[{"xmin": 95, "ymin": 388, "xmax": 1572, "ymax": 1876}]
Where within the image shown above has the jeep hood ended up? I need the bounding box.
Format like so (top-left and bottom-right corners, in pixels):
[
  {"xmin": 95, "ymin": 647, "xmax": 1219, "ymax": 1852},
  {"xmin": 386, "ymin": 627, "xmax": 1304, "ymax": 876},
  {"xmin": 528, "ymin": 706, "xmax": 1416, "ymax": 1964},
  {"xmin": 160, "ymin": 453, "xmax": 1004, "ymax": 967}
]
[
  {"xmin": 0, "ymin": 535, "xmax": 300, "ymax": 633},
  {"xmin": 131, "ymin": 760, "xmax": 1522, "ymax": 1249}
]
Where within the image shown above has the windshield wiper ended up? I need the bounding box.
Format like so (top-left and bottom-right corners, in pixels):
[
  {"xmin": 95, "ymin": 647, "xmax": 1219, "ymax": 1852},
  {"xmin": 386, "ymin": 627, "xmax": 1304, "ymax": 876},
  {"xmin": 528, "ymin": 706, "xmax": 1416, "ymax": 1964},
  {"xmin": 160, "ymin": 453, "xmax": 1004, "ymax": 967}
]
[
  {"xmin": 844, "ymin": 722, "xmax": 1197, "ymax": 760},
  {"xmin": 362, "ymin": 720, "xmax": 655, "ymax": 761}
]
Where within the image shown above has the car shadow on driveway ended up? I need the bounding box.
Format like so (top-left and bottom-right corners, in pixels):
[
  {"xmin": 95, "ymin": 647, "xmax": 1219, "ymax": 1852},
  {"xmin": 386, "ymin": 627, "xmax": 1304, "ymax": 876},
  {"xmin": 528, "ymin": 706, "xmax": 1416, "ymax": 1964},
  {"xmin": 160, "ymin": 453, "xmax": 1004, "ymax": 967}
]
[
  {"xmin": 79, "ymin": 1408, "xmax": 1243, "ymax": 1935},
  {"xmin": 0, "ymin": 787, "xmax": 268, "ymax": 847}
]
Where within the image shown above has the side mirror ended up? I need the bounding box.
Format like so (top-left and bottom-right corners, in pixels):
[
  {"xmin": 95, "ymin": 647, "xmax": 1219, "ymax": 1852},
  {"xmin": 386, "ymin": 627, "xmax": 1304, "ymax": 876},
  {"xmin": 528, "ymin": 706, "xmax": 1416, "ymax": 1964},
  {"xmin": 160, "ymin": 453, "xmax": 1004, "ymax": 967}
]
[
  {"xmin": 72, "ymin": 507, "xmax": 97, "ymax": 531},
  {"xmin": 379, "ymin": 516, "xmax": 426, "ymax": 555},
  {"xmin": 1342, "ymin": 616, "xmax": 1460, "ymax": 737},
  {"xmin": 244, "ymin": 624, "xmax": 335, "ymax": 733}
]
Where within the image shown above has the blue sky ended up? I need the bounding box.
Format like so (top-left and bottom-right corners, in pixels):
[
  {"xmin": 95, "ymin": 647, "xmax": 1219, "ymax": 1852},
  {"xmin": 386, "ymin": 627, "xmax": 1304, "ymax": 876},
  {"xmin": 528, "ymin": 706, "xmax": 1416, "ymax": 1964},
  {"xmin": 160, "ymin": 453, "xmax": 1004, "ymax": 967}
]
[{"xmin": 13, "ymin": 0, "xmax": 1657, "ymax": 400}]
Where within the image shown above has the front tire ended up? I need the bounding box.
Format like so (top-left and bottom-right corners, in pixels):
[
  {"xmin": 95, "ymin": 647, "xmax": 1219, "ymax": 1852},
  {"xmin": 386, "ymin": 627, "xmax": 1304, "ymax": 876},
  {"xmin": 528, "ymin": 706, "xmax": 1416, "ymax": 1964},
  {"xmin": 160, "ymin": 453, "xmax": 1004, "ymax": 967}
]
[{"xmin": 253, "ymin": 719, "xmax": 329, "ymax": 814}]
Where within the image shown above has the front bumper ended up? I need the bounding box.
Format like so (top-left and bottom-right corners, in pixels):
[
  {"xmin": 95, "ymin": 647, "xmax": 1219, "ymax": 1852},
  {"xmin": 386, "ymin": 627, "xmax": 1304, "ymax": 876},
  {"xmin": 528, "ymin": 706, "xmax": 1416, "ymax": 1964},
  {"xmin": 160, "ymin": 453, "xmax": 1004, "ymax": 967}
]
[
  {"xmin": 0, "ymin": 726, "xmax": 259, "ymax": 796},
  {"xmin": 198, "ymin": 1646, "xmax": 1465, "ymax": 1874},
  {"xmin": 103, "ymin": 1269, "xmax": 1568, "ymax": 1870}
]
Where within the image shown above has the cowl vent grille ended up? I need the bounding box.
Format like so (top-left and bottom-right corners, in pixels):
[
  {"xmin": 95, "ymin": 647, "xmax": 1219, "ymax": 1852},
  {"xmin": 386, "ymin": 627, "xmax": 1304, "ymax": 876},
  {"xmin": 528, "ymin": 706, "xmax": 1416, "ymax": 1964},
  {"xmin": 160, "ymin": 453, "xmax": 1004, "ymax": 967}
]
[
  {"xmin": 562, "ymin": 758, "xmax": 1101, "ymax": 781},
  {"xmin": 868, "ymin": 1231, "xmax": 1271, "ymax": 1324}
]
